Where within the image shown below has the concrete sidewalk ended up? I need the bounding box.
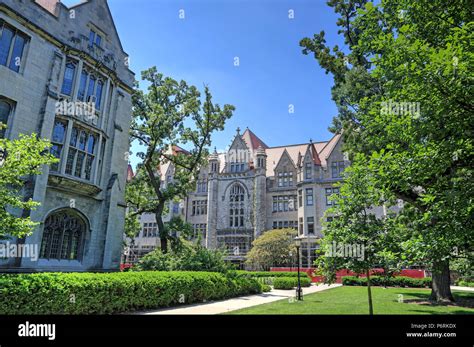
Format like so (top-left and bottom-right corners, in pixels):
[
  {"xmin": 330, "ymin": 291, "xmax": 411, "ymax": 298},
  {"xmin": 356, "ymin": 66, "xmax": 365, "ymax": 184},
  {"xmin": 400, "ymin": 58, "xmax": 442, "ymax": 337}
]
[
  {"xmin": 451, "ymin": 285, "xmax": 474, "ymax": 292},
  {"xmin": 137, "ymin": 284, "xmax": 341, "ymax": 315}
]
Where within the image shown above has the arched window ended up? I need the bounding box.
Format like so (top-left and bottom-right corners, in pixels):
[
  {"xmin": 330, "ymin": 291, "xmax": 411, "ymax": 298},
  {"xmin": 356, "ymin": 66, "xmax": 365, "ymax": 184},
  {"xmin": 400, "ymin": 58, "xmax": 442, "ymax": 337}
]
[
  {"xmin": 0, "ymin": 99, "xmax": 12, "ymax": 138},
  {"xmin": 40, "ymin": 209, "xmax": 87, "ymax": 260},
  {"xmin": 229, "ymin": 183, "xmax": 245, "ymax": 228}
]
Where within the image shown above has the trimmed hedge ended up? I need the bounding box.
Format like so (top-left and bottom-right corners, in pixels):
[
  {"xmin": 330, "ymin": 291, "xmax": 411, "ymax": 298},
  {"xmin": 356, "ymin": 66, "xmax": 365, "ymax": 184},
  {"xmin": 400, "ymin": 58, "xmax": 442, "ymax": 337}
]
[
  {"xmin": 342, "ymin": 276, "xmax": 432, "ymax": 288},
  {"xmin": 273, "ymin": 277, "xmax": 312, "ymax": 290},
  {"xmin": 236, "ymin": 271, "xmax": 311, "ymax": 278},
  {"xmin": 0, "ymin": 271, "xmax": 262, "ymax": 315},
  {"xmin": 455, "ymin": 279, "xmax": 474, "ymax": 287}
]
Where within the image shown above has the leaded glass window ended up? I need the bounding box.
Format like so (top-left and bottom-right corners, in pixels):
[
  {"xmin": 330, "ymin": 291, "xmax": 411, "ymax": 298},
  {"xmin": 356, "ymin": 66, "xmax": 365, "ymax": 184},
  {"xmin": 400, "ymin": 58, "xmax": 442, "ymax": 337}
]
[
  {"xmin": 40, "ymin": 209, "xmax": 86, "ymax": 260},
  {"xmin": 229, "ymin": 184, "xmax": 245, "ymax": 228}
]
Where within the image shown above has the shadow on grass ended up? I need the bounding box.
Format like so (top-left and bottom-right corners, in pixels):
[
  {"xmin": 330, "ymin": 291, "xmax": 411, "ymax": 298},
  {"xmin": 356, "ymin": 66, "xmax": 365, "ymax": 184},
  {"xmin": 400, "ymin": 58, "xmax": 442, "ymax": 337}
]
[{"xmin": 392, "ymin": 290, "xmax": 474, "ymax": 310}]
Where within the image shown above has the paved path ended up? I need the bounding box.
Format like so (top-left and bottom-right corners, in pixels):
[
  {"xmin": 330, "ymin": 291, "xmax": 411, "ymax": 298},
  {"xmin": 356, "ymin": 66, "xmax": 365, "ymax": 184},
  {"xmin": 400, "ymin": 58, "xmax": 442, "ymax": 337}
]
[
  {"xmin": 138, "ymin": 284, "xmax": 342, "ymax": 315},
  {"xmin": 451, "ymin": 286, "xmax": 474, "ymax": 292}
]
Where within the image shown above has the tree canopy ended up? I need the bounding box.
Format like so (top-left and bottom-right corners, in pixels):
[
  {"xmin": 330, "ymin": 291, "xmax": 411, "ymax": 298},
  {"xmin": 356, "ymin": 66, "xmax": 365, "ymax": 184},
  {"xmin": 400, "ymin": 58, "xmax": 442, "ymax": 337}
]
[{"xmin": 301, "ymin": 0, "xmax": 473, "ymax": 301}]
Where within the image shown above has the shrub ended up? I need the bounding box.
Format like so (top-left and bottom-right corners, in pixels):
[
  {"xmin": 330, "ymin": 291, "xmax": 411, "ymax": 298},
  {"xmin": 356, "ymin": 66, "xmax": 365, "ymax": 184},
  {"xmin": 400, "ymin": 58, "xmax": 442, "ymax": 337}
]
[
  {"xmin": 0, "ymin": 271, "xmax": 262, "ymax": 315},
  {"xmin": 134, "ymin": 245, "xmax": 233, "ymax": 273},
  {"xmin": 236, "ymin": 271, "xmax": 311, "ymax": 286},
  {"xmin": 455, "ymin": 279, "xmax": 474, "ymax": 287},
  {"xmin": 273, "ymin": 277, "xmax": 312, "ymax": 290},
  {"xmin": 342, "ymin": 276, "xmax": 432, "ymax": 288},
  {"xmin": 236, "ymin": 271, "xmax": 310, "ymax": 278}
]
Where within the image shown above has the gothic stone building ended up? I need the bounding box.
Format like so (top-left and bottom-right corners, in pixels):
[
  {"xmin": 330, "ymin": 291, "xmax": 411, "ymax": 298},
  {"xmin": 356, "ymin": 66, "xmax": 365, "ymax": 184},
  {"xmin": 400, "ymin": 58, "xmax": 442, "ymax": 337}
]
[
  {"xmin": 128, "ymin": 128, "xmax": 347, "ymax": 268},
  {"xmin": 0, "ymin": 0, "xmax": 133, "ymax": 271}
]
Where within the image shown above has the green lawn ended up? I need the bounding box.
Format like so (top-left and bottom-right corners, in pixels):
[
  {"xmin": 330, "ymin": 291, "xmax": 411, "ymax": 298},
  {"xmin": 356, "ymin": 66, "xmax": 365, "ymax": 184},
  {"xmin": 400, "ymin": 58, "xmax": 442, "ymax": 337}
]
[{"xmin": 228, "ymin": 286, "xmax": 474, "ymax": 315}]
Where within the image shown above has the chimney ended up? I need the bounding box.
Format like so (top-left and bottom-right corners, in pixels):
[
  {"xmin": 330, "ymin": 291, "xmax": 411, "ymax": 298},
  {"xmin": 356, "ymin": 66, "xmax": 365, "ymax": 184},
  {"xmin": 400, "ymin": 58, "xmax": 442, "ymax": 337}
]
[{"xmin": 35, "ymin": 0, "xmax": 60, "ymax": 16}]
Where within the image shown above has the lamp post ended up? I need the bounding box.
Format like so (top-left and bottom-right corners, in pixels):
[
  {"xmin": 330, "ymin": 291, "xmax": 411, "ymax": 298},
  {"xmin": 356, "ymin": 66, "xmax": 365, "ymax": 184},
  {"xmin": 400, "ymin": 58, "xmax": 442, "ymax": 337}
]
[
  {"xmin": 294, "ymin": 237, "xmax": 303, "ymax": 301},
  {"xmin": 289, "ymin": 252, "xmax": 293, "ymax": 272}
]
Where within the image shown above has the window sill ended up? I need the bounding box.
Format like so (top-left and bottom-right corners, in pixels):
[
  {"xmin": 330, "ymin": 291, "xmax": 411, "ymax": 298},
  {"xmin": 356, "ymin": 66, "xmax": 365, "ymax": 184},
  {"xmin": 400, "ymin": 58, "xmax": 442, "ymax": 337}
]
[{"xmin": 48, "ymin": 173, "xmax": 102, "ymax": 196}]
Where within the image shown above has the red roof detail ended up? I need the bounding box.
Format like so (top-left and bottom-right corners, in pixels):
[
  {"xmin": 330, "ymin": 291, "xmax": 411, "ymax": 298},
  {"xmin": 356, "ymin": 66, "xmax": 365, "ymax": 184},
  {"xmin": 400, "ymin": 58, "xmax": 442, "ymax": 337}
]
[
  {"xmin": 35, "ymin": 0, "xmax": 60, "ymax": 15},
  {"xmin": 310, "ymin": 142, "xmax": 322, "ymax": 165},
  {"xmin": 241, "ymin": 128, "xmax": 269, "ymax": 151},
  {"xmin": 172, "ymin": 145, "xmax": 190, "ymax": 155},
  {"xmin": 126, "ymin": 164, "xmax": 134, "ymax": 182}
]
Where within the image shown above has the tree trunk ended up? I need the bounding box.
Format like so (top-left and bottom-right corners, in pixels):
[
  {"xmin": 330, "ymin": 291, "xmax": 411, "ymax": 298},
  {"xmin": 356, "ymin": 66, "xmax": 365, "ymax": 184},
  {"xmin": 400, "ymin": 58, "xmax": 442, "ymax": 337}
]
[
  {"xmin": 155, "ymin": 202, "xmax": 168, "ymax": 253},
  {"xmin": 366, "ymin": 269, "xmax": 374, "ymax": 315},
  {"xmin": 430, "ymin": 259, "xmax": 454, "ymax": 303}
]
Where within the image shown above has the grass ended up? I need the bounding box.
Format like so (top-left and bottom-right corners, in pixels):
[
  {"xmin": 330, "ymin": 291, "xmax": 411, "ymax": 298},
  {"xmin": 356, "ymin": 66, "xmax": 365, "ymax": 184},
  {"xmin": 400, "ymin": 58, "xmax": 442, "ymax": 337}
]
[{"xmin": 228, "ymin": 286, "xmax": 474, "ymax": 315}]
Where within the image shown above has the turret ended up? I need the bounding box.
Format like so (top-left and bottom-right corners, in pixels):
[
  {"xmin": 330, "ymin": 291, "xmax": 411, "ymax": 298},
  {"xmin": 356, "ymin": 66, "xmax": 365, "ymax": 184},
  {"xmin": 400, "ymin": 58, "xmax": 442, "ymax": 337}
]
[
  {"xmin": 255, "ymin": 145, "xmax": 267, "ymax": 171},
  {"xmin": 209, "ymin": 147, "xmax": 220, "ymax": 175}
]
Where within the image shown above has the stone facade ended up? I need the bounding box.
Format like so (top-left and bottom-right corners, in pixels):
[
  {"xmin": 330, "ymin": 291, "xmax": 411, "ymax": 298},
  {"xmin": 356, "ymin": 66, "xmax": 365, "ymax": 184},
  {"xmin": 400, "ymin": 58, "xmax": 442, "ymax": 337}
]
[
  {"xmin": 0, "ymin": 0, "xmax": 133, "ymax": 271},
  {"xmin": 129, "ymin": 128, "xmax": 350, "ymax": 268}
]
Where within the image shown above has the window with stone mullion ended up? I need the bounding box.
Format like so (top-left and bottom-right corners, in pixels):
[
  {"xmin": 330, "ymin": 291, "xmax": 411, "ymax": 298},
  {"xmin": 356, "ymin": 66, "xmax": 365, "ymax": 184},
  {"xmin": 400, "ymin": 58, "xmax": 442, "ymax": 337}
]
[
  {"xmin": 65, "ymin": 126, "xmax": 97, "ymax": 181},
  {"xmin": 0, "ymin": 21, "xmax": 28, "ymax": 73}
]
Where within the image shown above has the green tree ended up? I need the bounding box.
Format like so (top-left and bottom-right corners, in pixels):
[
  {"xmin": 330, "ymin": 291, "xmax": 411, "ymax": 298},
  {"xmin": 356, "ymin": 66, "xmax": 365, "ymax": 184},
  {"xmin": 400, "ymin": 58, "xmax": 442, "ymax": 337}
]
[
  {"xmin": 127, "ymin": 67, "xmax": 234, "ymax": 252},
  {"xmin": 317, "ymin": 155, "xmax": 401, "ymax": 315},
  {"xmin": 0, "ymin": 133, "xmax": 57, "ymax": 238},
  {"xmin": 301, "ymin": 0, "xmax": 473, "ymax": 302},
  {"xmin": 245, "ymin": 228, "xmax": 297, "ymax": 271}
]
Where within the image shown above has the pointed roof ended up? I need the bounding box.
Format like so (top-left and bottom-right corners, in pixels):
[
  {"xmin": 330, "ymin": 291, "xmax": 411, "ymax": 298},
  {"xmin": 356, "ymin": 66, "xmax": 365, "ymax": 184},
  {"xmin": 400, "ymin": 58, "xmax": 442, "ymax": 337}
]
[
  {"xmin": 274, "ymin": 148, "xmax": 296, "ymax": 170},
  {"xmin": 304, "ymin": 140, "xmax": 322, "ymax": 166},
  {"xmin": 172, "ymin": 145, "xmax": 190, "ymax": 156},
  {"xmin": 210, "ymin": 127, "xmax": 340, "ymax": 177},
  {"xmin": 241, "ymin": 127, "xmax": 269, "ymax": 151},
  {"xmin": 318, "ymin": 133, "xmax": 342, "ymax": 163},
  {"xmin": 229, "ymin": 128, "xmax": 250, "ymax": 152},
  {"xmin": 65, "ymin": 0, "xmax": 128, "ymax": 54},
  {"xmin": 265, "ymin": 141, "xmax": 327, "ymax": 176},
  {"xmin": 35, "ymin": 0, "xmax": 60, "ymax": 15},
  {"xmin": 126, "ymin": 164, "xmax": 134, "ymax": 182}
]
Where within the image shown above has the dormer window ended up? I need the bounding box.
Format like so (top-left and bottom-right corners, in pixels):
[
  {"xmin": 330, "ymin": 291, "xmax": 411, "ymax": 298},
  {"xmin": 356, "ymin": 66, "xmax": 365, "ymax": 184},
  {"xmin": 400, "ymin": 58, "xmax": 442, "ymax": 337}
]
[
  {"xmin": 331, "ymin": 161, "xmax": 345, "ymax": 178},
  {"xmin": 277, "ymin": 171, "xmax": 294, "ymax": 187},
  {"xmin": 89, "ymin": 29, "xmax": 102, "ymax": 48}
]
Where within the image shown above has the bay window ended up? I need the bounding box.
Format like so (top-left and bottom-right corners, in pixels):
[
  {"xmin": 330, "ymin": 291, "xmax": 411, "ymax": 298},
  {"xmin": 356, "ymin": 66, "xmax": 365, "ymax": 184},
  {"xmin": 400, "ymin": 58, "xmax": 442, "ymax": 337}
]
[{"xmin": 50, "ymin": 118, "xmax": 103, "ymax": 183}]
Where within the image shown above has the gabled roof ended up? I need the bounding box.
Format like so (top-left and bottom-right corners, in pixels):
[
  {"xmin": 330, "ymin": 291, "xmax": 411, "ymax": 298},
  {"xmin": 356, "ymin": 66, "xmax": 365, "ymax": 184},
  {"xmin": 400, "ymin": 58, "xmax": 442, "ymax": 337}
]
[
  {"xmin": 265, "ymin": 141, "xmax": 327, "ymax": 176},
  {"xmin": 172, "ymin": 145, "xmax": 190, "ymax": 156},
  {"xmin": 229, "ymin": 129, "xmax": 250, "ymax": 152},
  {"xmin": 66, "ymin": 0, "xmax": 128, "ymax": 54},
  {"xmin": 318, "ymin": 133, "xmax": 342, "ymax": 164},
  {"xmin": 273, "ymin": 148, "xmax": 297, "ymax": 172},
  {"xmin": 35, "ymin": 0, "xmax": 60, "ymax": 15},
  {"xmin": 241, "ymin": 128, "xmax": 269, "ymax": 151},
  {"xmin": 303, "ymin": 141, "xmax": 322, "ymax": 166}
]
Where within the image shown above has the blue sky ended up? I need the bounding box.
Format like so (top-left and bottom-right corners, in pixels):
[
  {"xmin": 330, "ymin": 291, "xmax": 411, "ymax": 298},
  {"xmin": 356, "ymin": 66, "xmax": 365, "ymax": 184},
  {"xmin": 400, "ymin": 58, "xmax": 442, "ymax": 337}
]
[{"xmin": 64, "ymin": 0, "xmax": 345, "ymax": 168}]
